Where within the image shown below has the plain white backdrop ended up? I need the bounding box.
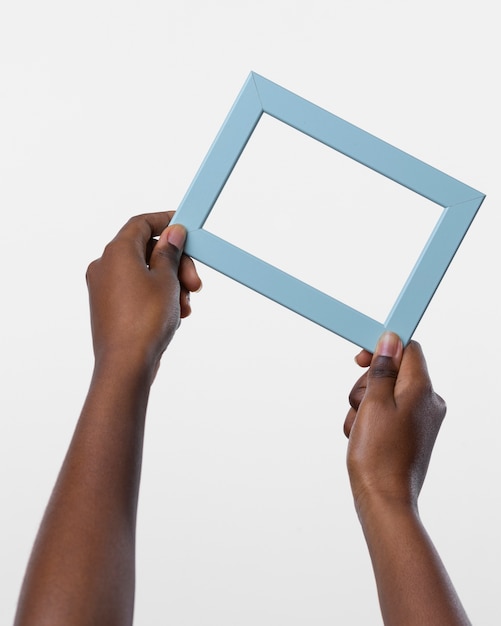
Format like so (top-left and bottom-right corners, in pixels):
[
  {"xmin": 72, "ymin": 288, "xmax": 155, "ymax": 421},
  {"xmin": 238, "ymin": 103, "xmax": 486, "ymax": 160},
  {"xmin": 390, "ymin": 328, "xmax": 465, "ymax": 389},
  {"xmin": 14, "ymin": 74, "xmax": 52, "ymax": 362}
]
[{"xmin": 1, "ymin": 1, "xmax": 499, "ymax": 624}]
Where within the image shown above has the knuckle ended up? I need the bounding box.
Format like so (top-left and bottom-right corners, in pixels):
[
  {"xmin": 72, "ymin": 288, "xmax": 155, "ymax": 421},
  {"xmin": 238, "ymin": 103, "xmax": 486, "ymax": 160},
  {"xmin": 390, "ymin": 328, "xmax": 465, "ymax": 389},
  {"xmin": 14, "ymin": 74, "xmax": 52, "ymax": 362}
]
[
  {"xmin": 344, "ymin": 411, "xmax": 355, "ymax": 438},
  {"xmin": 370, "ymin": 367, "xmax": 398, "ymax": 380},
  {"xmin": 156, "ymin": 238, "xmax": 183, "ymax": 266},
  {"xmin": 348, "ymin": 373, "xmax": 368, "ymax": 409},
  {"xmin": 102, "ymin": 238, "xmax": 128, "ymax": 259},
  {"xmin": 127, "ymin": 213, "xmax": 147, "ymax": 225},
  {"xmin": 349, "ymin": 384, "xmax": 366, "ymax": 410},
  {"xmin": 369, "ymin": 356, "xmax": 398, "ymax": 380},
  {"xmin": 434, "ymin": 392, "xmax": 447, "ymax": 419},
  {"xmin": 155, "ymin": 245, "xmax": 177, "ymax": 264},
  {"xmin": 85, "ymin": 258, "xmax": 99, "ymax": 283}
]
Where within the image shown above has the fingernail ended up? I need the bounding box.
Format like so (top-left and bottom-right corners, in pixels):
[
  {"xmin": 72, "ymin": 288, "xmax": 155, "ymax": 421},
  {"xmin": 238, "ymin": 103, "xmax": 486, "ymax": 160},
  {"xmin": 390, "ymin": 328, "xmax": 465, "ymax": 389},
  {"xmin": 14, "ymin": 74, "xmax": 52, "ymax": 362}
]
[
  {"xmin": 165, "ymin": 225, "xmax": 186, "ymax": 251},
  {"xmin": 377, "ymin": 331, "xmax": 402, "ymax": 358}
]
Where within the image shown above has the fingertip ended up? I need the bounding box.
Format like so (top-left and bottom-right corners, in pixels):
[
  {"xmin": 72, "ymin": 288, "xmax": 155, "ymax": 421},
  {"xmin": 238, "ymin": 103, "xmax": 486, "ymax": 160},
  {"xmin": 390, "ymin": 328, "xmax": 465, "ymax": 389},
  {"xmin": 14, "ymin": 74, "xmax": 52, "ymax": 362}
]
[
  {"xmin": 365, "ymin": 332, "xmax": 403, "ymax": 390},
  {"xmin": 375, "ymin": 331, "xmax": 403, "ymax": 361},
  {"xmin": 189, "ymin": 272, "xmax": 203, "ymax": 294},
  {"xmin": 355, "ymin": 350, "xmax": 372, "ymax": 368},
  {"xmin": 179, "ymin": 254, "xmax": 202, "ymax": 293},
  {"xmin": 160, "ymin": 224, "xmax": 187, "ymax": 252}
]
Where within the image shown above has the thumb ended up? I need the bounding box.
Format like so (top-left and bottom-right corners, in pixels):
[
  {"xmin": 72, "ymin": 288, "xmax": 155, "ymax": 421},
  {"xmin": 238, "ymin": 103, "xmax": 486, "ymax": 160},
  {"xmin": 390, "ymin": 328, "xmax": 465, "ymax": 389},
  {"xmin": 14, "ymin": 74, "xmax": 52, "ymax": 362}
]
[
  {"xmin": 365, "ymin": 331, "xmax": 404, "ymax": 402},
  {"xmin": 150, "ymin": 224, "xmax": 186, "ymax": 273}
]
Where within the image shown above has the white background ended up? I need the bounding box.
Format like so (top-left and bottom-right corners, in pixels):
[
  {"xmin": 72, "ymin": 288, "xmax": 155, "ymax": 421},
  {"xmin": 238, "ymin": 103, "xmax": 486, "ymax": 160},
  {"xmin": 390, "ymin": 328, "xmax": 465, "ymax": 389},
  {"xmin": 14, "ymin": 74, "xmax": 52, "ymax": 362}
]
[{"xmin": 1, "ymin": 1, "xmax": 499, "ymax": 624}]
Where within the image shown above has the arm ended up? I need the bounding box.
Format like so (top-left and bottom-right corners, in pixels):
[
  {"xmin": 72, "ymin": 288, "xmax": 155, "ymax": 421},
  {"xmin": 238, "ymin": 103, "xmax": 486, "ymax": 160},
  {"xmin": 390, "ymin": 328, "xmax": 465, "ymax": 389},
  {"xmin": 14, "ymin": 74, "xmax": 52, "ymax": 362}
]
[
  {"xmin": 344, "ymin": 332, "xmax": 471, "ymax": 626},
  {"xmin": 14, "ymin": 212, "xmax": 202, "ymax": 626}
]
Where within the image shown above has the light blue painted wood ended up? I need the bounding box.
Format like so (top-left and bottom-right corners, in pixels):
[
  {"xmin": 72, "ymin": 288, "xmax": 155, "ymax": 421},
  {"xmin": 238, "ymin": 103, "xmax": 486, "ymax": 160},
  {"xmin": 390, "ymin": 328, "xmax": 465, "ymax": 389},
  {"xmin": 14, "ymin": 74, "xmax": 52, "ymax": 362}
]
[{"xmin": 171, "ymin": 72, "xmax": 485, "ymax": 351}]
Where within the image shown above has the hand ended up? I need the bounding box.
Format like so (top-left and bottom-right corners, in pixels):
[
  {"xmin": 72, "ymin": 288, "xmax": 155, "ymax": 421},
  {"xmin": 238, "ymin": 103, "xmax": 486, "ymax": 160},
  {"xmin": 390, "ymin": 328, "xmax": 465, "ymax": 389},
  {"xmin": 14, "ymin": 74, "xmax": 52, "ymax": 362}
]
[
  {"xmin": 14, "ymin": 212, "xmax": 202, "ymax": 626},
  {"xmin": 344, "ymin": 332, "xmax": 447, "ymax": 513},
  {"xmin": 86, "ymin": 211, "xmax": 201, "ymax": 372},
  {"xmin": 344, "ymin": 334, "xmax": 471, "ymax": 625}
]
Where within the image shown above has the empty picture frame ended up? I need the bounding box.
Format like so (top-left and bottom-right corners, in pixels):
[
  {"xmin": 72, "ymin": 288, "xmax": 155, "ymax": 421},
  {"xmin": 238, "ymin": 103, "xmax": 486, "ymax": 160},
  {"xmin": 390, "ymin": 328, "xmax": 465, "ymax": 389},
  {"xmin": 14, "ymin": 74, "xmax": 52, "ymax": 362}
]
[{"xmin": 171, "ymin": 72, "xmax": 485, "ymax": 352}]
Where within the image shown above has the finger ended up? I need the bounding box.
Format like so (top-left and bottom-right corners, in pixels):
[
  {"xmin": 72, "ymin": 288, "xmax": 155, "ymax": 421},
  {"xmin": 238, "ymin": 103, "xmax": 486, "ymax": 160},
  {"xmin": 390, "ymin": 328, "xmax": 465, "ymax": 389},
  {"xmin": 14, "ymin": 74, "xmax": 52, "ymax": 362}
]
[
  {"xmin": 149, "ymin": 224, "xmax": 186, "ymax": 276},
  {"xmin": 113, "ymin": 212, "xmax": 174, "ymax": 262},
  {"xmin": 355, "ymin": 349, "xmax": 372, "ymax": 368},
  {"xmin": 145, "ymin": 237, "xmax": 157, "ymax": 265},
  {"xmin": 396, "ymin": 340, "xmax": 429, "ymax": 381},
  {"xmin": 179, "ymin": 254, "xmax": 202, "ymax": 293},
  {"xmin": 348, "ymin": 372, "xmax": 368, "ymax": 411},
  {"xmin": 145, "ymin": 214, "xmax": 195, "ymax": 267},
  {"xmin": 179, "ymin": 288, "xmax": 192, "ymax": 319},
  {"xmin": 344, "ymin": 372, "xmax": 368, "ymax": 438},
  {"xmin": 392, "ymin": 340, "xmax": 436, "ymax": 402},
  {"xmin": 365, "ymin": 331, "xmax": 403, "ymax": 403},
  {"xmin": 117, "ymin": 212, "xmax": 173, "ymax": 241},
  {"xmin": 109, "ymin": 216, "xmax": 170, "ymax": 268},
  {"xmin": 344, "ymin": 407, "xmax": 357, "ymax": 438}
]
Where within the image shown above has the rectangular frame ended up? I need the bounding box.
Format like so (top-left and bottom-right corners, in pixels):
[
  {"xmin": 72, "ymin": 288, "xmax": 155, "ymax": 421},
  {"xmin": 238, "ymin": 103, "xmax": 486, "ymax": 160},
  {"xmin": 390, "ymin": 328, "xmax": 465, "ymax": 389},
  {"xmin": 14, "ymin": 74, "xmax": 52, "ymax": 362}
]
[{"xmin": 171, "ymin": 72, "xmax": 485, "ymax": 352}]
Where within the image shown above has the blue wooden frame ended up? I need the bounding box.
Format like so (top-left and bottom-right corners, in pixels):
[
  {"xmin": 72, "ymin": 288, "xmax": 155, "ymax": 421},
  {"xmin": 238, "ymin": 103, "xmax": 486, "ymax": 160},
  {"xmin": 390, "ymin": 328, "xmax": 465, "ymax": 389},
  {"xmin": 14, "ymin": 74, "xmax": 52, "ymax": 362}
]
[{"xmin": 171, "ymin": 72, "xmax": 485, "ymax": 351}]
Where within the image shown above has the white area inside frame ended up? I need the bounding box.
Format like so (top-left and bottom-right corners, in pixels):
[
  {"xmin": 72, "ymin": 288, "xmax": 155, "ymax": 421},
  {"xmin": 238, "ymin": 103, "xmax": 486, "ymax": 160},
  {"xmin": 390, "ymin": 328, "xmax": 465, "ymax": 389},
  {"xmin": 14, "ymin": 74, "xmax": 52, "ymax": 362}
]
[{"xmin": 205, "ymin": 113, "xmax": 442, "ymax": 323}]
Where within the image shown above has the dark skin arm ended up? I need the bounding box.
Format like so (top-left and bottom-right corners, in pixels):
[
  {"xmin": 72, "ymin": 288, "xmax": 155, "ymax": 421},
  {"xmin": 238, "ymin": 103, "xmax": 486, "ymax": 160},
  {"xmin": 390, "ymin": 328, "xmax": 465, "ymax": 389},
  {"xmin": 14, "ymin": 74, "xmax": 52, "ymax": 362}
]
[
  {"xmin": 345, "ymin": 332, "xmax": 471, "ymax": 626},
  {"xmin": 14, "ymin": 212, "xmax": 201, "ymax": 626},
  {"xmin": 14, "ymin": 215, "xmax": 471, "ymax": 626}
]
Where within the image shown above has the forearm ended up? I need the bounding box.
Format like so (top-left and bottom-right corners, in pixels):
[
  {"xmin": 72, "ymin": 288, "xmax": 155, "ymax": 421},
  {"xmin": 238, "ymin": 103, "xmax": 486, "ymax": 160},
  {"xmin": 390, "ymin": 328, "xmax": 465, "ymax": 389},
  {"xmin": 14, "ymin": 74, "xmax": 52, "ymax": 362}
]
[
  {"xmin": 356, "ymin": 496, "xmax": 471, "ymax": 626},
  {"xmin": 15, "ymin": 355, "xmax": 154, "ymax": 626}
]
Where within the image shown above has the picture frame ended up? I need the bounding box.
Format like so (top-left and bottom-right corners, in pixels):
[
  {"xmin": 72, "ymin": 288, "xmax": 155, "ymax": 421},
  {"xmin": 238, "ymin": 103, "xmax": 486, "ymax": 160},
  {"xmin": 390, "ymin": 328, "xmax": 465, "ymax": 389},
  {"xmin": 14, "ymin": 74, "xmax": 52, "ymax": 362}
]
[{"xmin": 171, "ymin": 72, "xmax": 485, "ymax": 351}]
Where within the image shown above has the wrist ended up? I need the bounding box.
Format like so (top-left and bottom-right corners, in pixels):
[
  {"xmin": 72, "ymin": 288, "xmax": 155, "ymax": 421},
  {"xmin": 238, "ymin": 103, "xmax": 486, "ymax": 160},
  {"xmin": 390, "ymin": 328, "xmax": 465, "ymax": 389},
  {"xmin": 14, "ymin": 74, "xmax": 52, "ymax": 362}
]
[{"xmin": 92, "ymin": 346, "xmax": 160, "ymax": 387}]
